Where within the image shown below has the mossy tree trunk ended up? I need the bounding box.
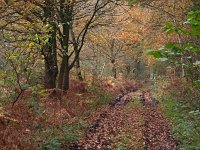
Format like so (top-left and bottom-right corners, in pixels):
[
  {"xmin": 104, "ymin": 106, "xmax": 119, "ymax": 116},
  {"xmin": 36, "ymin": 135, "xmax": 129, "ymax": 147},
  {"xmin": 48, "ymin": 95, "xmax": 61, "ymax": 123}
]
[{"xmin": 43, "ymin": 0, "xmax": 58, "ymax": 89}]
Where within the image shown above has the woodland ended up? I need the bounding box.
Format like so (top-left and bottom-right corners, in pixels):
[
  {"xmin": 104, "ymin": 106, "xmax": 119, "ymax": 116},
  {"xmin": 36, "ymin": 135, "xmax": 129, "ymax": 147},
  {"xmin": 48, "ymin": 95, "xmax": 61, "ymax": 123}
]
[{"xmin": 0, "ymin": 0, "xmax": 200, "ymax": 149}]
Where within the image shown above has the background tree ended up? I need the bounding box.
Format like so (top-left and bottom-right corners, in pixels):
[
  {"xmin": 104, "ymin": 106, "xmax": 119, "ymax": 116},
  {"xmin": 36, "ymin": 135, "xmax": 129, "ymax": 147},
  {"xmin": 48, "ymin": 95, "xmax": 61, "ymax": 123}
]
[
  {"xmin": 87, "ymin": 27, "xmax": 131, "ymax": 78},
  {"xmin": 0, "ymin": 0, "xmax": 121, "ymax": 91}
]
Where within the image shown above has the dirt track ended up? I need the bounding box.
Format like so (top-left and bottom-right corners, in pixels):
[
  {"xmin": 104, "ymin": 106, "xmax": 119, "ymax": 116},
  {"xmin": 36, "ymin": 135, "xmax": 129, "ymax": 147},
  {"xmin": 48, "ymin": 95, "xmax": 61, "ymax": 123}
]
[
  {"xmin": 141, "ymin": 91, "xmax": 178, "ymax": 150},
  {"xmin": 69, "ymin": 89, "xmax": 178, "ymax": 150}
]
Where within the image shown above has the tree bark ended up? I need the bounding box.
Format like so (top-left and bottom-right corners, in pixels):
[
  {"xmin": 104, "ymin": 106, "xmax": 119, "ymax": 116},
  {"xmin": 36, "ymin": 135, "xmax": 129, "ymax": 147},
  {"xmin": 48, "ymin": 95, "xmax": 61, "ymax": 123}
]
[
  {"xmin": 58, "ymin": 1, "xmax": 71, "ymax": 91},
  {"xmin": 75, "ymin": 54, "xmax": 83, "ymax": 81},
  {"xmin": 63, "ymin": 66, "xmax": 70, "ymax": 91},
  {"xmin": 110, "ymin": 39, "xmax": 117, "ymax": 78},
  {"xmin": 111, "ymin": 59, "xmax": 117, "ymax": 79},
  {"xmin": 58, "ymin": 55, "xmax": 67, "ymax": 89},
  {"xmin": 44, "ymin": 0, "xmax": 58, "ymax": 89},
  {"xmin": 71, "ymin": 25, "xmax": 83, "ymax": 81}
]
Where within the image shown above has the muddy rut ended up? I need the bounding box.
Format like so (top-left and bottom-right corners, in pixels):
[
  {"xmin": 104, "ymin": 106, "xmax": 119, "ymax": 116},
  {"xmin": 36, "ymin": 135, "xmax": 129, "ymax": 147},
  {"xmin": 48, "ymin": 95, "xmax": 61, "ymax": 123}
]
[{"xmin": 68, "ymin": 88, "xmax": 178, "ymax": 150}]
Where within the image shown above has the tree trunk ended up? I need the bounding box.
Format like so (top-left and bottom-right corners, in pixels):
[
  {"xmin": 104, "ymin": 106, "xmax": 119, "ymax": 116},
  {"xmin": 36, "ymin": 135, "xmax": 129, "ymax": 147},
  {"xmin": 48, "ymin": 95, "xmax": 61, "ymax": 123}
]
[
  {"xmin": 71, "ymin": 24, "xmax": 83, "ymax": 81},
  {"xmin": 111, "ymin": 59, "xmax": 117, "ymax": 79},
  {"xmin": 58, "ymin": 1, "xmax": 71, "ymax": 91},
  {"xmin": 43, "ymin": 0, "xmax": 58, "ymax": 89},
  {"xmin": 110, "ymin": 39, "xmax": 117, "ymax": 78},
  {"xmin": 44, "ymin": 59, "xmax": 57, "ymax": 88},
  {"xmin": 58, "ymin": 50, "xmax": 70, "ymax": 91},
  {"xmin": 63, "ymin": 66, "xmax": 70, "ymax": 91},
  {"xmin": 58, "ymin": 56, "xmax": 67, "ymax": 89},
  {"xmin": 75, "ymin": 55, "xmax": 83, "ymax": 81}
]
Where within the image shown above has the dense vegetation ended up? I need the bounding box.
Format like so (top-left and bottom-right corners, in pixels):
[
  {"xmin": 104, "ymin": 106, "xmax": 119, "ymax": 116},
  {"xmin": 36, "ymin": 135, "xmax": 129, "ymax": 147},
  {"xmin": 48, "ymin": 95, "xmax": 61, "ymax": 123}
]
[{"xmin": 0, "ymin": 0, "xmax": 199, "ymax": 149}]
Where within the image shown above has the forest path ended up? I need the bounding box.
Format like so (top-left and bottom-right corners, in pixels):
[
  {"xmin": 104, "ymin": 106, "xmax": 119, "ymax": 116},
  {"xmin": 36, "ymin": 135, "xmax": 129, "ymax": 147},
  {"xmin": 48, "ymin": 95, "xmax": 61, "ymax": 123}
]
[
  {"xmin": 141, "ymin": 91, "xmax": 178, "ymax": 150},
  {"xmin": 68, "ymin": 88, "xmax": 178, "ymax": 150}
]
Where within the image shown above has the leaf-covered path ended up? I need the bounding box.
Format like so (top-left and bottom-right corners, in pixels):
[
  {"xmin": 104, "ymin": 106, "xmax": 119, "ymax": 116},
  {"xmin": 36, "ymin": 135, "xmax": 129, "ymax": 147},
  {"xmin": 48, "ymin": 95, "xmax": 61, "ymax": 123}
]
[
  {"xmin": 68, "ymin": 89, "xmax": 178, "ymax": 150},
  {"xmin": 141, "ymin": 91, "xmax": 178, "ymax": 150}
]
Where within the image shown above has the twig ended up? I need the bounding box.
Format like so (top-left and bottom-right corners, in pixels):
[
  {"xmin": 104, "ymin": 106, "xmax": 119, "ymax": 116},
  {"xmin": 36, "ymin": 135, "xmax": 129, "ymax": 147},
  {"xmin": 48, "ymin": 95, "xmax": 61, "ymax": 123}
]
[{"xmin": 12, "ymin": 89, "xmax": 24, "ymax": 106}]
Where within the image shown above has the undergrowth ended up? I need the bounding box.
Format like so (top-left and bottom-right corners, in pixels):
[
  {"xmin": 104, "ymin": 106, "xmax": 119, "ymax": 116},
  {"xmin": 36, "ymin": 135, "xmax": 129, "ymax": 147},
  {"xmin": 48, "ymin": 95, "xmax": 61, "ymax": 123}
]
[
  {"xmin": 152, "ymin": 77, "xmax": 200, "ymax": 149},
  {"xmin": 36, "ymin": 85, "xmax": 112, "ymax": 150},
  {"xmin": 36, "ymin": 121, "xmax": 85, "ymax": 150},
  {"xmin": 161, "ymin": 98, "xmax": 200, "ymax": 150},
  {"xmin": 86, "ymin": 85, "xmax": 112, "ymax": 110}
]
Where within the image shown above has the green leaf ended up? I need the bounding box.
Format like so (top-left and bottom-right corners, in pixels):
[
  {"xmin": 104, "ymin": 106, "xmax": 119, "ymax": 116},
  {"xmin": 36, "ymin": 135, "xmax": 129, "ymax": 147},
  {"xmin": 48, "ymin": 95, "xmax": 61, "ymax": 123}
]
[
  {"xmin": 164, "ymin": 22, "xmax": 176, "ymax": 34},
  {"xmin": 3, "ymin": 33, "xmax": 11, "ymax": 40},
  {"xmin": 193, "ymin": 61, "xmax": 200, "ymax": 66},
  {"xmin": 157, "ymin": 58, "xmax": 168, "ymax": 61},
  {"xmin": 171, "ymin": 45, "xmax": 182, "ymax": 53},
  {"xmin": 164, "ymin": 22, "xmax": 174, "ymax": 29},
  {"xmin": 147, "ymin": 50, "xmax": 163, "ymax": 58},
  {"xmin": 165, "ymin": 43, "xmax": 175, "ymax": 49},
  {"xmin": 193, "ymin": 80, "xmax": 200, "ymax": 89},
  {"xmin": 21, "ymin": 83, "xmax": 30, "ymax": 90}
]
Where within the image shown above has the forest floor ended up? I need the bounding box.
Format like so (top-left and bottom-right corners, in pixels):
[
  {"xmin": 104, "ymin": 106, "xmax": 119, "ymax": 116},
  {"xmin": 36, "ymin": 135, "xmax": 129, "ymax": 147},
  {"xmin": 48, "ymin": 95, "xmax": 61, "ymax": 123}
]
[
  {"xmin": 69, "ymin": 87, "xmax": 178, "ymax": 150},
  {"xmin": 0, "ymin": 79, "xmax": 178, "ymax": 150}
]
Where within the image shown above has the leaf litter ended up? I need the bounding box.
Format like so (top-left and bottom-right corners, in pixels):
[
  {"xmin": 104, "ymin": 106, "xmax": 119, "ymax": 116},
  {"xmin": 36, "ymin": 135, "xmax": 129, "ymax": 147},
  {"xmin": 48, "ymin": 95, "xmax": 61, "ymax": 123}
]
[{"xmin": 69, "ymin": 88, "xmax": 178, "ymax": 150}]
